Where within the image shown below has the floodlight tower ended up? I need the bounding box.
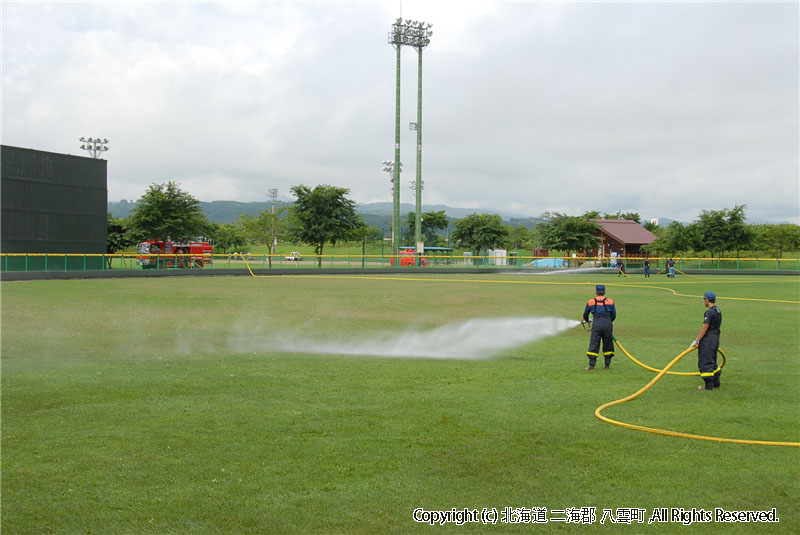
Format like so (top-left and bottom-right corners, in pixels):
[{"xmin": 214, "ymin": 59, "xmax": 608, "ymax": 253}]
[
  {"xmin": 382, "ymin": 160, "xmax": 402, "ymax": 247},
  {"xmin": 79, "ymin": 137, "xmax": 109, "ymax": 159},
  {"xmin": 408, "ymin": 20, "xmax": 432, "ymax": 255},
  {"xmin": 388, "ymin": 18, "xmax": 432, "ymax": 257},
  {"xmin": 388, "ymin": 18, "xmax": 405, "ymax": 258},
  {"xmin": 267, "ymin": 188, "xmax": 278, "ymax": 252}
]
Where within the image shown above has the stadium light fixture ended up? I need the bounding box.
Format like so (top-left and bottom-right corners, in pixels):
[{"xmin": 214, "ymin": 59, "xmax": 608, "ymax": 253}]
[{"xmin": 79, "ymin": 137, "xmax": 109, "ymax": 159}]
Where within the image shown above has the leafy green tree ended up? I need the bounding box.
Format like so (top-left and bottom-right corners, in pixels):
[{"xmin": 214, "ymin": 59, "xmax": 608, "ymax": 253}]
[
  {"xmin": 694, "ymin": 209, "xmax": 728, "ymax": 256},
  {"xmin": 649, "ymin": 221, "xmax": 695, "ymax": 256},
  {"xmin": 643, "ymin": 220, "xmax": 660, "ymax": 233},
  {"xmin": 603, "ymin": 212, "xmax": 641, "ymax": 223},
  {"xmin": 695, "ymin": 205, "xmax": 751, "ymax": 257},
  {"xmin": 106, "ymin": 214, "xmax": 137, "ymax": 268},
  {"xmin": 724, "ymin": 205, "xmax": 753, "ymax": 257},
  {"xmin": 238, "ymin": 207, "xmax": 288, "ymax": 267},
  {"xmin": 535, "ymin": 213, "xmax": 600, "ymax": 259},
  {"xmin": 403, "ymin": 210, "xmax": 449, "ymax": 245},
  {"xmin": 353, "ymin": 224, "xmax": 383, "ymax": 267},
  {"xmin": 754, "ymin": 224, "xmax": 800, "ymax": 258},
  {"xmin": 451, "ymin": 213, "xmax": 508, "ymax": 256},
  {"xmin": 289, "ymin": 184, "xmax": 362, "ymax": 267},
  {"xmin": 506, "ymin": 226, "xmax": 531, "ymax": 250},
  {"xmin": 128, "ymin": 181, "xmax": 209, "ymax": 242},
  {"xmin": 581, "ymin": 210, "xmax": 601, "ymax": 220},
  {"xmin": 209, "ymin": 223, "xmax": 249, "ymax": 254}
]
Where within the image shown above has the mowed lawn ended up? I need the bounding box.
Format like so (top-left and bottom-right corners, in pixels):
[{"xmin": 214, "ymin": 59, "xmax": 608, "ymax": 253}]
[{"xmin": 2, "ymin": 273, "xmax": 798, "ymax": 534}]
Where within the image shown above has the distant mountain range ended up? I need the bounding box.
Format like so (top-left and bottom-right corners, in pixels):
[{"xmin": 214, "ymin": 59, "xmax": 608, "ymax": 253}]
[{"xmin": 107, "ymin": 200, "xmax": 546, "ymax": 229}]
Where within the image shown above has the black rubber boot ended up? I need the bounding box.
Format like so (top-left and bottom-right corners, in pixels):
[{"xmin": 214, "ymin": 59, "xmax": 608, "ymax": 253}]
[{"xmin": 586, "ymin": 357, "xmax": 596, "ymax": 371}]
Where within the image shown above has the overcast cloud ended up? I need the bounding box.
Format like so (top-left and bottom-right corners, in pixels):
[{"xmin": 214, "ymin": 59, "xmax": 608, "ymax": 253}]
[{"xmin": 2, "ymin": 0, "xmax": 798, "ymax": 223}]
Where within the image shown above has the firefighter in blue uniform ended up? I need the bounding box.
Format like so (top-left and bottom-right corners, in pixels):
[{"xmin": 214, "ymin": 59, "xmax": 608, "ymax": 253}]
[
  {"xmin": 583, "ymin": 284, "xmax": 617, "ymax": 370},
  {"xmin": 691, "ymin": 291, "xmax": 722, "ymax": 390}
]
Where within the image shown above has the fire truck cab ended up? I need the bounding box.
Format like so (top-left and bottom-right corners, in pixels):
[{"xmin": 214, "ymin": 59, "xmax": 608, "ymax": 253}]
[{"xmin": 137, "ymin": 239, "xmax": 213, "ymax": 269}]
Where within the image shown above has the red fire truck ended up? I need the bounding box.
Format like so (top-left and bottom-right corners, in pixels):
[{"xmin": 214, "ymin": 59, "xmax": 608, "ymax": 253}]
[
  {"xmin": 390, "ymin": 247, "xmax": 428, "ymax": 267},
  {"xmin": 136, "ymin": 239, "xmax": 214, "ymax": 269}
]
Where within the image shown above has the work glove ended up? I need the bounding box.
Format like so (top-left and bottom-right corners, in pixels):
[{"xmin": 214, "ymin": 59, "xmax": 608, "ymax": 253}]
[{"xmin": 690, "ymin": 340, "xmax": 698, "ymax": 348}]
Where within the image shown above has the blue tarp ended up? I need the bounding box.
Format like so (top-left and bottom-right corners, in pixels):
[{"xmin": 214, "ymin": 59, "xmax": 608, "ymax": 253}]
[{"xmin": 526, "ymin": 258, "xmax": 565, "ymax": 268}]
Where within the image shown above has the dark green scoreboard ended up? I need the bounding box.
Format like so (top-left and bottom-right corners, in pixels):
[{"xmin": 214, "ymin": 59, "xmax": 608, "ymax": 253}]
[{"xmin": 1, "ymin": 145, "xmax": 107, "ymax": 253}]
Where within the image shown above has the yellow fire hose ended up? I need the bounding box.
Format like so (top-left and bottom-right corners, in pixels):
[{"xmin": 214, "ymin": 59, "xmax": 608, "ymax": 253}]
[
  {"xmin": 235, "ymin": 254, "xmax": 796, "ymax": 446},
  {"xmin": 615, "ymin": 337, "xmax": 724, "ymax": 377},
  {"xmin": 597, "ymin": 340, "xmax": 800, "ymax": 447}
]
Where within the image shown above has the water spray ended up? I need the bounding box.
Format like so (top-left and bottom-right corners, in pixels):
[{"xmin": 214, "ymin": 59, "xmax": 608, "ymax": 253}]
[{"xmin": 232, "ymin": 316, "xmax": 579, "ymax": 360}]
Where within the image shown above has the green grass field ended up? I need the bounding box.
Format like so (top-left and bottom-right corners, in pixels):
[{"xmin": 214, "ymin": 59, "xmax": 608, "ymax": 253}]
[{"xmin": 2, "ymin": 273, "xmax": 799, "ymax": 533}]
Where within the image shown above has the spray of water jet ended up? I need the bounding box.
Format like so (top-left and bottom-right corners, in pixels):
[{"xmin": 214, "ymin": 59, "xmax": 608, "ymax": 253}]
[{"xmin": 244, "ymin": 317, "xmax": 579, "ymax": 360}]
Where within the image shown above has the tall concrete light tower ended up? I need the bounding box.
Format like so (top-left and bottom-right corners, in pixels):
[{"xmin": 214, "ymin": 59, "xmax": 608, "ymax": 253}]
[
  {"xmin": 381, "ymin": 160, "xmax": 402, "ymax": 247},
  {"xmin": 408, "ymin": 20, "xmax": 432, "ymax": 255},
  {"xmin": 388, "ymin": 18, "xmax": 405, "ymax": 259},
  {"xmin": 267, "ymin": 188, "xmax": 278, "ymax": 252},
  {"xmin": 388, "ymin": 18, "xmax": 432, "ymax": 258}
]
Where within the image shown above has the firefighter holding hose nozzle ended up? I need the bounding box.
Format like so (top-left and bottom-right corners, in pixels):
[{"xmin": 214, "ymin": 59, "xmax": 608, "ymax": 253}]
[{"xmin": 583, "ymin": 284, "xmax": 617, "ymax": 370}]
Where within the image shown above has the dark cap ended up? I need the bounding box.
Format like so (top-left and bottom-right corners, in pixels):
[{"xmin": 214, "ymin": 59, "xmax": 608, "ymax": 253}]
[
  {"xmin": 596, "ymin": 284, "xmax": 606, "ymax": 293},
  {"xmin": 703, "ymin": 291, "xmax": 716, "ymax": 301}
]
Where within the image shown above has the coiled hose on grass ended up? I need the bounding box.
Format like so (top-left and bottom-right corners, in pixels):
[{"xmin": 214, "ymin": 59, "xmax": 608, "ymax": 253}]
[{"xmin": 596, "ymin": 340, "xmax": 799, "ymax": 447}]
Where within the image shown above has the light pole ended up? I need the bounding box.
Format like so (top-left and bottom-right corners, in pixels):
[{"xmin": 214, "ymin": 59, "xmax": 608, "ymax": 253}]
[
  {"xmin": 388, "ymin": 18, "xmax": 405, "ymax": 259},
  {"xmin": 382, "ymin": 160, "xmax": 402, "ymax": 248},
  {"xmin": 410, "ymin": 20, "xmax": 432, "ymax": 257},
  {"xmin": 267, "ymin": 188, "xmax": 278, "ymax": 253},
  {"xmin": 79, "ymin": 137, "xmax": 109, "ymax": 158},
  {"xmin": 388, "ymin": 18, "xmax": 432, "ymax": 258}
]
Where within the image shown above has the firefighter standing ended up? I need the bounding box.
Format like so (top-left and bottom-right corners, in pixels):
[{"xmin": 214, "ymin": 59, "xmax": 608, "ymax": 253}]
[
  {"xmin": 582, "ymin": 284, "xmax": 617, "ymax": 370},
  {"xmin": 691, "ymin": 291, "xmax": 722, "ymax": 390}
]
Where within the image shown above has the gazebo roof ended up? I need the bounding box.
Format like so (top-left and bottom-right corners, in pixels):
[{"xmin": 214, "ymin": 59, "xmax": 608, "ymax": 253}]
[{"xmin": 594, "ymin": 219, "xmax": 656, "ymax": 245}]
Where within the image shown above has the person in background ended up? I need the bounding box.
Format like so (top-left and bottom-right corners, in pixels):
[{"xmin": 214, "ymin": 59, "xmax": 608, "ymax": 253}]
[{"xmin": 644, "ymin": 257, "xmax": 651, "ymax": 278}]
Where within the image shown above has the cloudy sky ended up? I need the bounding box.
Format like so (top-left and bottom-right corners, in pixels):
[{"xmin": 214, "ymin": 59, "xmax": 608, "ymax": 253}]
[{"xmin": 2, "ymin": 1, "xmax": 798, "ymax": 223}]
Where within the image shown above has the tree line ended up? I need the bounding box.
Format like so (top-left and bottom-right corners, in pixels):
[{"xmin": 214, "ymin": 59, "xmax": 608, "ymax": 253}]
[{"xmin": 109, "ymin": 182, "xmax": 800, "ymax": 262}]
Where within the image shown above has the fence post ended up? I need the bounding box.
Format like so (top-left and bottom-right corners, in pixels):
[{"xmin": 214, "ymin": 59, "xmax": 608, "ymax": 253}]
[{"xmin": 45, "ymin": 254, "xmax": 48, "ymax": 271}]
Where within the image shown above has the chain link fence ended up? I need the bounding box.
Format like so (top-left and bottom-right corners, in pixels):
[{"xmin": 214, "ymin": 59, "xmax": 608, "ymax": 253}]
[{"xmin": 2, "ymin": 253, "xmax": 799, "ymax": 273}]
